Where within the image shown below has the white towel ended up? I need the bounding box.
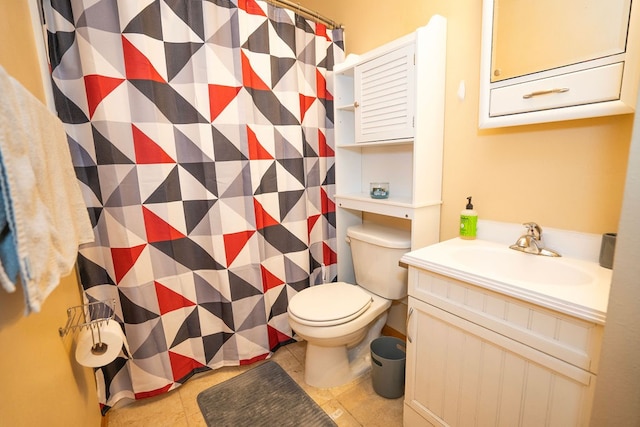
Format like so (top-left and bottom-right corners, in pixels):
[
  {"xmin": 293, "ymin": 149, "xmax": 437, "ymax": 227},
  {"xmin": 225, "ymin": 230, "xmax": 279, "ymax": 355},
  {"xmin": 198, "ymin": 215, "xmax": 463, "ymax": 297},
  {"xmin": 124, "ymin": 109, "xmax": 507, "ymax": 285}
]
[{"xmin": 0, "ymin": 65, "xmax": 94, "ymax": 314}]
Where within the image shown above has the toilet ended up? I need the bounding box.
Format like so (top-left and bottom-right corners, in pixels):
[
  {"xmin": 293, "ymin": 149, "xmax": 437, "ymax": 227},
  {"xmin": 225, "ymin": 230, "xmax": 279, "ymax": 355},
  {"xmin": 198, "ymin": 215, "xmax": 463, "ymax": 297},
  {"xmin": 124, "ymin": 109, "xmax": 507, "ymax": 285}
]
[{"xmin": 287, "ymin": 223, "xmax": 411, "ymax": 388}]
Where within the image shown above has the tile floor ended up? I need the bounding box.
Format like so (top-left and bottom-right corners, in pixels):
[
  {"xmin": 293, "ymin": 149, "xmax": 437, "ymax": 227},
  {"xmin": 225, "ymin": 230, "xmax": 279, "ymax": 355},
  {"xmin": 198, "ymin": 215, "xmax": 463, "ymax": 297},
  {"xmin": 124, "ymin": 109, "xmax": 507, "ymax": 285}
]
[{"xmin": 106, "ymin": 340, "xmax": 404, "ymax": 427}]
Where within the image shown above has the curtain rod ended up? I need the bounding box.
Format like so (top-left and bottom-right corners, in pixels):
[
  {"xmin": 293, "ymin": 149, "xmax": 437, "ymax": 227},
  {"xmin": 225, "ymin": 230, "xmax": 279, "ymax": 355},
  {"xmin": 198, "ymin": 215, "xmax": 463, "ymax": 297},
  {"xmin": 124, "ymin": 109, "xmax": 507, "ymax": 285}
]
[{"xmin": 265, "ymin": 0, "xmax": 341, "ymax": 30}]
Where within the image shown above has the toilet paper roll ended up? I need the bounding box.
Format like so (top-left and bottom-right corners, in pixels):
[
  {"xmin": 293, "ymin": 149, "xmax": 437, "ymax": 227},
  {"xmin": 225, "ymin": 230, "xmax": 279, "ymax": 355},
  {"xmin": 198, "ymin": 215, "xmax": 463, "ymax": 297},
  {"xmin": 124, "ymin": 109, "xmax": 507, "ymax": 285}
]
[{"xmin": 75, "ymin": 321, "xmax": 128, "ymax": 368}]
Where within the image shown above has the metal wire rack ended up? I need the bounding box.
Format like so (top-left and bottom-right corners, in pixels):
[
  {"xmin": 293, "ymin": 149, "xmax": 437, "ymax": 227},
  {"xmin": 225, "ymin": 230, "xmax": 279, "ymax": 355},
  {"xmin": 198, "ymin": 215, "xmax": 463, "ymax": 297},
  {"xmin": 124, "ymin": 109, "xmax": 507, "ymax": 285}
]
[{"xmin": 58, "ymin": 299, "xmax": 116, "ymax": 337}]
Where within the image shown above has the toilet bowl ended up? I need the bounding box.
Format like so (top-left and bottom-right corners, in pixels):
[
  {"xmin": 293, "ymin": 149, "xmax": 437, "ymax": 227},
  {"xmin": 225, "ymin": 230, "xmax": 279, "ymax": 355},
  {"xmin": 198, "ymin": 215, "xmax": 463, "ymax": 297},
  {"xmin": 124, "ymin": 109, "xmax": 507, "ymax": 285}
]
[{"xmin": 287, "ymin": 223, "xmax": 411, "ymax": 388}]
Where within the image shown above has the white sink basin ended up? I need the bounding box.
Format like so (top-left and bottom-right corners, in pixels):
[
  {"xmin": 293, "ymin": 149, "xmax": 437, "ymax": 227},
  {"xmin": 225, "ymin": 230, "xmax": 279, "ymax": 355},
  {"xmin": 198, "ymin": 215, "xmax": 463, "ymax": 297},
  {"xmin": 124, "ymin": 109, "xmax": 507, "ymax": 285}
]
[
  {"xmin": 401, "ymin": 238, "xmax": 613, "ymax": 324},
  {"xmin": 451, "ymin": 246, "xmax": 593, "ymax": 286}
]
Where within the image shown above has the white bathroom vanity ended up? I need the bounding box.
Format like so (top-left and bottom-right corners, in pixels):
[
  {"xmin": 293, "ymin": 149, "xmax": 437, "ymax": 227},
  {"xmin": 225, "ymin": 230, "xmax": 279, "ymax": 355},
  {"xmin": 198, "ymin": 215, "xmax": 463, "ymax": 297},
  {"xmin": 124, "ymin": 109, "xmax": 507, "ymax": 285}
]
[{"xmin": 400, "ymin": 223, "xmax": 611, "ymax": 426}]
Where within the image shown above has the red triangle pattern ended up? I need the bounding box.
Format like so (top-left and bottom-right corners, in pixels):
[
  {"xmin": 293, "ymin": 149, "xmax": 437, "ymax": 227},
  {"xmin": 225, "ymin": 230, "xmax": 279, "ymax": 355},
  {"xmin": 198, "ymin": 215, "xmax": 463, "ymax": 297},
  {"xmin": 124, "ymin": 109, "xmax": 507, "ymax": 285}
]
[
  {"xmin": 323, "ymin": 241, "xmax": 337, "ymax": 266},
  {"xmin": 142, "ymin": 206, "xmax": 186, "ymax": 243},
  {"xmin": 320, "ymin": 188, "xmax": 335, "ymax": 215},
  {"xmin": 267, "ymin": 324, "xmax": 292, "ymax": 349},
  {"xmin": 223, "ymin": 230, "xmax": 255, "ymax": 267},
  {"xmin": 307, "ymin": 214, "xmax": 320, "ymax": 239},
  {"xmin": 253, "ymin": 199, "xmax": 279, "ymax": 230},
  {"xmin": 237, "ymin": 0, "xmax": 266, "ymax": 16},
  {"xmin": 240, "ymin": 353, "xmax": 269, "ymax": 366},
  {"xmin": 317, "ymin": 130, "xmax": 334, "ymax": 157},
  {"xmin": 208, "ymin": 84, "xmax": 241, "ymax": 121},
  {"xmin": 315, "ymin": 23, "xmax": 331, "ymax": 42},
  {"xmin": 299, "ymin": 94, "xmax": 315, "ymax": 122},
  {"xmin": 260, "ymin": 265, "xmax": 283, "ymax": 292},
  {"xmin": 315, "ymin": 70, "xmax": 333, "ymax": 101},
  {"xmin": 247, "ymin": 126, "xmax": 273, "ymax": 160},
  {"xmin": 134, "ymin": 383, "xmax": 172, "ymax": 400},
  {"xmin": 111, "ymin": 244, "xmax": 146, "ymax": 283},
  {"xmin": 155, "ymin": 281, "xmax": 196, "ymax": 315},
  {"xmin": 241, "ymin": 51, "xmax": 270, "ymax": 91},
  {"xmin": 84, "ymin": 74, "xmax": 125, "ymax": 118},
  {"xmin": 132, "ymin": 125, "xmax": 175, "ymax": 164},
  {"xmin": 168, "ymin": 351, "xmax": 206, "ymax": 382},
  {"xmin": 122, "ymin": 36, "xmax": 166, "ymax": 83}
]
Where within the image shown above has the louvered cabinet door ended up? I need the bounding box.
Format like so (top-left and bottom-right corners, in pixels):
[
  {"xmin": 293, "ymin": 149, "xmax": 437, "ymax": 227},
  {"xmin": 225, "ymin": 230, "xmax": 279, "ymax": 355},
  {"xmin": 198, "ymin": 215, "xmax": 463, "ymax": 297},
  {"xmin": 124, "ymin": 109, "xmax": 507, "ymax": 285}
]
[{"xmin": 354, "ymin": 43, "xmax": 416, "ymax": 143}]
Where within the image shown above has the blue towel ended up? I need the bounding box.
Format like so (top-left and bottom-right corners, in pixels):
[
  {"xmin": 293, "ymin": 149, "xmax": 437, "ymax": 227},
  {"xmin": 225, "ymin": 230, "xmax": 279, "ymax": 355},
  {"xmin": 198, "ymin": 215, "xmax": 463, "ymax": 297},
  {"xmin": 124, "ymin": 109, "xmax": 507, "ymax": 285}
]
[{"xmin": 0, "ymin": 152, "xmax": 20, "ymax": 286}]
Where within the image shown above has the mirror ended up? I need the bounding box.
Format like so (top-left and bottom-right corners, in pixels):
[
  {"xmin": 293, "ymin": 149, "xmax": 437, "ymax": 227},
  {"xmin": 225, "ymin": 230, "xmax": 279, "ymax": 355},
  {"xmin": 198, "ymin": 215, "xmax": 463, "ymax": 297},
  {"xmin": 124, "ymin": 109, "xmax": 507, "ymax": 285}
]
[
  {"xmin": 491, "ymin": 0, "xmax": 631, "ymax": 82},
  {"xmin": 479, "ymin": 0, "xmax": 639, "ymax": 128}
]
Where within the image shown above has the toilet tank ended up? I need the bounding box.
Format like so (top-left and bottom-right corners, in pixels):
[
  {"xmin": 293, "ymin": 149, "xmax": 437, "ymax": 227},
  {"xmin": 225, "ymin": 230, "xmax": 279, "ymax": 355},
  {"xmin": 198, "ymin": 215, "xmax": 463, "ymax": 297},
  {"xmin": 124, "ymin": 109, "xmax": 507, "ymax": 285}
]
[{"xmin": 346, "ymin": 223, "xmax": 411, "ymax": 300}]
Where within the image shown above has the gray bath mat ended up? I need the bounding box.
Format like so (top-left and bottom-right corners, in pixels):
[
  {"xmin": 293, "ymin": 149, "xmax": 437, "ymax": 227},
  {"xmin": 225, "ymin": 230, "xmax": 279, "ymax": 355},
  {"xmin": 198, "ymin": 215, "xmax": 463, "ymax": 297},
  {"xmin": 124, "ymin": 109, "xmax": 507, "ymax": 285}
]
[{"xmin": 197, "ymin": 361, "xmax": 337, "ymax": 427}]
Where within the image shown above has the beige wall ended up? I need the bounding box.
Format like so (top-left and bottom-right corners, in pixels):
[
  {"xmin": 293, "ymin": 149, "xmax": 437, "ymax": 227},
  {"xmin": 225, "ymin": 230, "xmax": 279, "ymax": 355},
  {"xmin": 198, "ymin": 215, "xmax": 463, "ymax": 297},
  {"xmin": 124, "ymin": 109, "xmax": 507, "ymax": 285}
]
[
  {"xmin": 0, "ymin": 1, "xmax": 102, "ymax": 426},
  {"xmin": 0, "ymin": 1, "xmax": 634, "ymax": 424},
  {"xmin": 303, "ymin": 0, "xmax": 633, "ymax": 240},
  {"xmin": 0, "ymin": 0, "xmax": 45, "ymax": 100}
]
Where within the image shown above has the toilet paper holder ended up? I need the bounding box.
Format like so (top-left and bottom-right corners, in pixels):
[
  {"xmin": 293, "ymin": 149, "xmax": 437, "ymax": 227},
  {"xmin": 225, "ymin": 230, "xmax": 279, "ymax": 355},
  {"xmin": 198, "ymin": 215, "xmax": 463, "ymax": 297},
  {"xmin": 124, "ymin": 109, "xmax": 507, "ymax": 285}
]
[{"xmin": 58, "ymin": 299, "xmax": 116, "ymax": 345}]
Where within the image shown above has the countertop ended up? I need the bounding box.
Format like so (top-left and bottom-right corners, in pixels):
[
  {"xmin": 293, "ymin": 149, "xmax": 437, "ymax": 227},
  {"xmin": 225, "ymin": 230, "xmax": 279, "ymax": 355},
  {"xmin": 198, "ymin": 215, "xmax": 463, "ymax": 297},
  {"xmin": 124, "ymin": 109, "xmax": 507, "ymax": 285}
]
[{"xmin": 401, "ymin": 237, "xmax": 612, "ymax": 324}]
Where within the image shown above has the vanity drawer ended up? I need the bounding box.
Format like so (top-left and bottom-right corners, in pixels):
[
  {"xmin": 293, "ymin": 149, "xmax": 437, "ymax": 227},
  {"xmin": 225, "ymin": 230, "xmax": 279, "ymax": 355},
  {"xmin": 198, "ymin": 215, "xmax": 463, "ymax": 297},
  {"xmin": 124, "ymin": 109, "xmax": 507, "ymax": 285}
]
[
  {"xmin": 409, "ymin": 269, "xmax": 603, "ymax": 373},
  {"xmin": 489, "ymin": 62, "xmax": 624, "ymax": 117}
]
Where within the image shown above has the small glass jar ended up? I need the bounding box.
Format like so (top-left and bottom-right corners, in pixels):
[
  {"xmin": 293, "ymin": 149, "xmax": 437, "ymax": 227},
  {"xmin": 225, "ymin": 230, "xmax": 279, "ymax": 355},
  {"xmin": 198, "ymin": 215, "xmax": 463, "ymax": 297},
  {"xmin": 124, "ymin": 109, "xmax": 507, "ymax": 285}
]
[{"xmin": 370, "ymin": 182, "xmax": 389, "ymax": 199}]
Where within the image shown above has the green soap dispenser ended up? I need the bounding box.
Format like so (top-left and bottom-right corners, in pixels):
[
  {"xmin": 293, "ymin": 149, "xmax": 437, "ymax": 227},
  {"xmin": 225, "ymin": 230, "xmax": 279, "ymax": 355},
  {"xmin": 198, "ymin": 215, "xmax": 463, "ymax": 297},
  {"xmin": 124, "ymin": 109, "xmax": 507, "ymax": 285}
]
[{"xmin": 460, "ymin": 196, "xmax": 477, "ymax": 240}]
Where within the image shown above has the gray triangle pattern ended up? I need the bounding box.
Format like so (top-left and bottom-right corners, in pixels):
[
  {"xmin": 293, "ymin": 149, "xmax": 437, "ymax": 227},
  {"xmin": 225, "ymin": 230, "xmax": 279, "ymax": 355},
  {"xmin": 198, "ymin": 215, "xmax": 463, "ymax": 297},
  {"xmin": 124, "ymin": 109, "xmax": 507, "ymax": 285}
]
[
  {"xmin": 99, "ymin": 165, "xmax": 140, "ymax": 207},
  {"xmin": 174, "ymin": 127, "xmax": 215, "ymax": 163}
]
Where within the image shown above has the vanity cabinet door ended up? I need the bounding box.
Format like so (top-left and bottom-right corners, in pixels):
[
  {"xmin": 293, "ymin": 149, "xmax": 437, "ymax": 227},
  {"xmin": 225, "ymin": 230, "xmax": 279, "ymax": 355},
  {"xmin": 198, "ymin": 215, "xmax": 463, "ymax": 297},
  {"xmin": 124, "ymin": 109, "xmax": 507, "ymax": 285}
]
[
  {"xmin": 404, "ymin": 297, "xmax": 595, "ymax": 427},
  {"xmin": 354, "ymin": 43, "xmax": 415, "ymax": 143}
]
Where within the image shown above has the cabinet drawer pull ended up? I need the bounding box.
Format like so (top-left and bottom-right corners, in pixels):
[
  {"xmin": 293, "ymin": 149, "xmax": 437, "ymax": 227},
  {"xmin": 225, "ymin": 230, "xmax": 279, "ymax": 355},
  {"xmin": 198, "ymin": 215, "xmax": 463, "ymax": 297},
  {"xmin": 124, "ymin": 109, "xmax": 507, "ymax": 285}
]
[
  {"xmin": 406, "ymin": 307, "xmax": 414, "ymax": 343},
  {"xmin": 522, "ymin": 87, "xmax": 569, "ymax": 99}
]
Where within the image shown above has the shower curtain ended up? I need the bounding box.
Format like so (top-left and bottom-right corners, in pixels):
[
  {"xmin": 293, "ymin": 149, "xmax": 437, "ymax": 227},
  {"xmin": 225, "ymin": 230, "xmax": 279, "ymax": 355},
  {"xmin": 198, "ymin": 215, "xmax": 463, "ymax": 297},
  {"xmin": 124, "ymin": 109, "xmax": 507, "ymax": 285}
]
[{"xmin": 41, "ymin": 0, "xmax": 343, "ymax": 412}]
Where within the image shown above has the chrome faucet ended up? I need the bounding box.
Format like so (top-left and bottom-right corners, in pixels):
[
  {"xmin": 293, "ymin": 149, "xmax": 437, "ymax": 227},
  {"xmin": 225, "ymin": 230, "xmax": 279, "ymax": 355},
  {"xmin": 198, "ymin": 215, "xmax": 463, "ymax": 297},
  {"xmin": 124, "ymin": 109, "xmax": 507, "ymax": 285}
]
[{"xmin": 509, "ymin": 222, "xmax": 561, "ymax": 257}]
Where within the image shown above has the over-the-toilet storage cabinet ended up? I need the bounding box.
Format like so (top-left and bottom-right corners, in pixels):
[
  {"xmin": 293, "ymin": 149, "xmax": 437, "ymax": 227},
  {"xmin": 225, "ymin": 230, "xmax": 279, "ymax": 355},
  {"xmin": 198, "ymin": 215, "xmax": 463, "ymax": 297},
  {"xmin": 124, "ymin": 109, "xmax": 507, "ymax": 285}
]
[
  {"xmin": 333, "ymin": 15, "xmax": 447, "ymax": 283},
  {"xmin": 404, "ymin": 268, "xmax": 603, "ymax": 426}
]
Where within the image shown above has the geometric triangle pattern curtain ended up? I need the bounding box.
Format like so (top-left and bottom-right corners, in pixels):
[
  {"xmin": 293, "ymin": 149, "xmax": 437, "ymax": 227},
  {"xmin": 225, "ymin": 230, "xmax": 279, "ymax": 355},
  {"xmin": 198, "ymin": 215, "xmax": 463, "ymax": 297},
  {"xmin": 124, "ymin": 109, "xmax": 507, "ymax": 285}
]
[{"xmin": 41, "ymin": 0, "xmax": 343, "ymax": 413}]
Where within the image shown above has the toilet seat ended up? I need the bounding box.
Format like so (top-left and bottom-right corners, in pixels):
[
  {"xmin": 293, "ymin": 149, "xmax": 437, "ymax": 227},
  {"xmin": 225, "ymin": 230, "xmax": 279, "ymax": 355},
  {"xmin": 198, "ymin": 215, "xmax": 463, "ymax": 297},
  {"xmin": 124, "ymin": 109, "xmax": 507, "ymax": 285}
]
[{"xmin": 288, "ymin": 282, "xmax": 373, "ymax": 326}]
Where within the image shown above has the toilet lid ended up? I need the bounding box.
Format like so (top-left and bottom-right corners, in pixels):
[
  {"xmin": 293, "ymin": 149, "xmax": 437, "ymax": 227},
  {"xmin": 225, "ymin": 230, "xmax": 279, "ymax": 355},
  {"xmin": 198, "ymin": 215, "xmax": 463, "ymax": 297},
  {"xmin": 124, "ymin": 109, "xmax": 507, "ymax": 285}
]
[{"xmin": 288, "ymin": 282, "xmax": 373, "ymax": 326}]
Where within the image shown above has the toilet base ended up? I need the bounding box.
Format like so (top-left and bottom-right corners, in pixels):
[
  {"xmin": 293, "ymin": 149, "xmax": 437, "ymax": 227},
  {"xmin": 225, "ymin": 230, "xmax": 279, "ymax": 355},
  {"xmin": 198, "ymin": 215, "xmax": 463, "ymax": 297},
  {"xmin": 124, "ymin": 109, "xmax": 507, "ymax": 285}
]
[
  {"xmin": 302, "ymin": 314, "xmax": 388, "ymax": 388},
  {"xmin": 304, "ymin": 343, "xmax": 351, "ymax": 388}
]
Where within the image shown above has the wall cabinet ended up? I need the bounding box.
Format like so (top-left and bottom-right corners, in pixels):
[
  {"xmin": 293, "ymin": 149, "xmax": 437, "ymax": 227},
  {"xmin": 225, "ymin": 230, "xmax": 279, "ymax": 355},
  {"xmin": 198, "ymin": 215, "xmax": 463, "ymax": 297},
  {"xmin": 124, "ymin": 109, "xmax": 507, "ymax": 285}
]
[
  {"xmin": 334, "ymin": 15, "xmax": 447, "ymax": 283},
  {"xmin": 479, "ymin": 0, "xmax": 640, "ymax": 128},
  {"xmin": 404, "ymin": 268, "xmax": 602, "ymax": 427},
  {"xmin": 354, "ymin": 43, "xmax": 416, "ymax": 143}
]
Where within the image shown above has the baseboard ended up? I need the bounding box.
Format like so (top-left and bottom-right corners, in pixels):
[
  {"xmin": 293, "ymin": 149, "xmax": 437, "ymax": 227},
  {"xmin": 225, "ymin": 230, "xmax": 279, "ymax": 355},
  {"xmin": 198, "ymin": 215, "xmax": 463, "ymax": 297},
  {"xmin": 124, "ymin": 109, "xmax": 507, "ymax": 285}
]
[{"xmin": 382, "ymin": 324, "xmax": 406, "ymax": 341}]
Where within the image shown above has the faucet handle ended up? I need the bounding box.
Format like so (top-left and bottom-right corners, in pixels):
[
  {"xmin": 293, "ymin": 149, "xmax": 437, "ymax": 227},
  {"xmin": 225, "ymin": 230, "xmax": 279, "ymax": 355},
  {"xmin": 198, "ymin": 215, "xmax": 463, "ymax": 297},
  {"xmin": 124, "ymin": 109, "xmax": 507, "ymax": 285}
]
[{"xmin": 522, "ymin": 222, "xmax": 541, "ymax": 240}]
